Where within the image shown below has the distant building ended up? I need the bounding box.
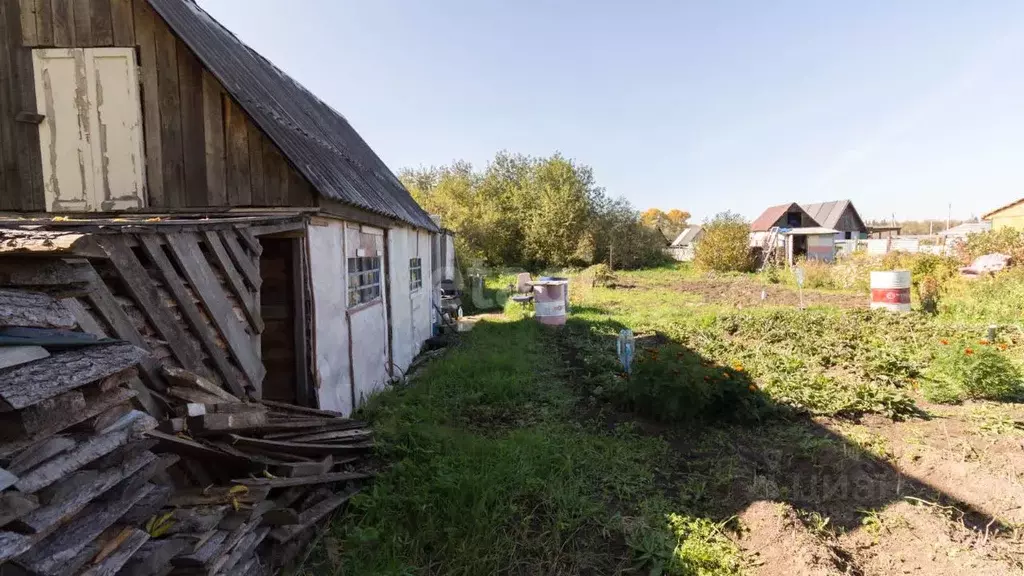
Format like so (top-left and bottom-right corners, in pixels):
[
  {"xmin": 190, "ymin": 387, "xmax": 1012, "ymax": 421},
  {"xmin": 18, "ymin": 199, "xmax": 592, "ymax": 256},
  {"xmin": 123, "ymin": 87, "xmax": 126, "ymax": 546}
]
[
  {"xmin": 800, "ymin": 200, "xmax": 868, "ymax": 240},
  {"xmin": 665, "ymin": 225, "xmax": 703, "ymax": 262},
  {"xmin": 982, "ymin": 198, "xmax": 1024, "ymax": 231},
  {"xmin": 751, "ymin": 202, "xmax": 819, "ymax": 232},
  {"xmin": 939, "ymin": 221, "xmax": 991, "ymax": 242}
]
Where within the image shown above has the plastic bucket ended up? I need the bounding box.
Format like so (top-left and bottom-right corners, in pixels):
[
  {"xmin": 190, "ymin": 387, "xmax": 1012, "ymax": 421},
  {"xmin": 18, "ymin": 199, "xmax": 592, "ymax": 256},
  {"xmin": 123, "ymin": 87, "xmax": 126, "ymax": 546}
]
[
  {"xmin": 870, "ymin": 270, "xmax": 911, "ymax": 312},
  {"xmin": 534, "ymin": 282, "xmax": 567, "ymax": 326}
]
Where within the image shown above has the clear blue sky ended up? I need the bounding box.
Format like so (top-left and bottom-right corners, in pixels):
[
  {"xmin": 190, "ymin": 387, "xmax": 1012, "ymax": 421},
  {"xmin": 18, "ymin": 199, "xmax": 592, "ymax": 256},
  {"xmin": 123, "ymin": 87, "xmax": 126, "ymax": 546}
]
[{"xmin": 198, "ymin": 0, "xmax": 1024, "ymax": 222}]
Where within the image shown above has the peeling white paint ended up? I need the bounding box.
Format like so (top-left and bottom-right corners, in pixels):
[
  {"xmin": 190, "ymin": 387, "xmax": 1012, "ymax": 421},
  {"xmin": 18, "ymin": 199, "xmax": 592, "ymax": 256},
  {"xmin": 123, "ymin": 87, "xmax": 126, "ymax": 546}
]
[{"xmin": 33, "ymin": 48, "xmax": 146, "ymax": 212}]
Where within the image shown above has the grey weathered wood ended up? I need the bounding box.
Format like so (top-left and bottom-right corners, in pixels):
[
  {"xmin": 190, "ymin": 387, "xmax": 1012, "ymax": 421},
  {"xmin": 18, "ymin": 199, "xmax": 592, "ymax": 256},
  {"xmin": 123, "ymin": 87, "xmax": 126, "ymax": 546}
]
[
  {"xmin": 110, "ymin": 0, "xmax": 134, "ymax": 45},
  {"xmin": 232, "ymin": 470, "xmax": 370, "ymax": 489},
  {"xmin": 0, "ymin": 491, "xmax": 39, "ymax": 528},
  {"xmin": 156, "ymin": 417, "xmax": 185, "ymax": 434},
  {"xmin": 145, "ymin": 430, "xmax": 252, "ymax": 471},
  {"xmin": 177, "ymin": 39, "xmax": 208, "ymax": 207},
  {"xmin": 164, "ymin": 233, "xmax": 264, "ymax": 388},
  {"xmin": 0, "ymin": 345, "xmax": 49, "ymax": 370},
  {"xmin": 202, "ymin": 70, "xmax": 227, "ymax": 205},
  {"xmin": 218, "ymin": 499, "xmax": 274, "ymax": 531},
  {"xmin": 0, "ymin": 390, "xmax": 85, "ymax": 437},
  {"xmin": 0, "ymin": 259, "xmax": 94, "ymax": 296},
  {"xmin": 166, "ymin": 386, "xmax": 228, "ymax": 406},
  {"xmin": 0, "ymin": 230, "xmax": 104, "ymax": 258},
  {"xmin": 234, "ymin": 227, "xmax": 263, "ymax": 257},
  {"xmin": 0, "ymin": 343, "xmax": 147, "ymax": 412},
  {"xmin": 247, "ymin": 120, "xmax": 266, "ymax": 205},
  {"xmin": 98, "ymin": 236, "xmax": 203, "ymax": 373},
  {"xmin": 162, "ymin": 366, "xmax": 238, "ymax": 402},
  {"xmin": 260, "ymin": 508, "xmax": 299, "ymax": 526},
  {"xmin": 0, "ymin": 530, "xmax": 33, "ymax": 563},
  {"xmin": 207, "ymin": 402, "xmax": 265, "ymax": 414},
  {"xmin": 218, "ymin": 529, "xmax": 260, "ymax": 574},
  {"xmin": 178, "ymin": 402, "xmax": 206, "ymax": 417},
  {"xmin": 206, "ymin": 521, "xmax": 252, "ymax": 574},
  {"xmin": 7, "ymin": 436, "xmax": 75, "ymax": 475},
  {"xmin": 268, "ymin": 488, "xmax": 359, "ymax": 544},
  {"xmin": 119, "ymin": 538, "xmax": 185, "ymax": 576},
  {"xmin": 172, "ymin": 529, "xmax": 227, "ymax": 567},
  {"xmin": 15, "ymin": 483, "xmax": 155, "ymax": 576},
  {"xmin": 89, "ymin": 0, "xmax": 113, "ymax": 45},
  {"xmin": 80, "ymin": 528, "xmax": 149, "ymax": 576},
  {"xmin": 132, "ymin": 0, "xmax": 164, "ymax": 206},
  {"xmin": 168, "ymin": 485, "xmax": 270, "ymax": 508},
  {"xmin": 279, "ymin": 429, "xmax": 372, "ymax": 444},
  {"xmin": 153, "ymin": 12, "xmax": 184, "ymax": 206},
  {"xmin": 203, "ymin": 231, "xmax": 263, "ymax": 333},
  {"xmin": 13, "ymin": 414, "xmax": 154, "ymax": 493},
  {"xmin": 186, "ymin": 411, "xmax": 267, "ymax": 436},
  {"xmin": 137, "ymin": 235, "xmax": 244, "ymax": 397},
  {"xmin": 292, "ymin": 237, "xmax": 311, "ymax": 406},
  {"xmin": 121, "ymin": 483, "xmax": 172, "ymax": 526},
  {"xmin": 0, "ymin": 468, "xmax": 17, "ymax": 491},
  {"xmin": 8, "ymin": 450, "xmax": 156, "ymax": 539},
  {"xmin": 227, "ymin": 435, "xmax": 373, "ymax": 457},
  {"xmin": 36, "ymin": 469, "xmax": 100, "ymax": 506},
  {"xmin": 99, "ymin": 454, "xmax": 176, "ymax": 504},
  {"xmin": 271, "ymin": 455, "xmax": 332, "ymax": 478},
  {"xmin": 0, "ymin": 289, "xmax": 76, "ymax": 329},
  {"xmin": 82, "ymin": 274, "xmax": 167, "ymax": 394},
  {"xmin": 256, "ymin": 399, "xmax": 344, "ymax": 419},
  {"xmin": 219, "ymin": 231, "xmax": 261, "ymax": 290},
  {"xmin": 162, "ymin": 505, "xmax": 230, "ymax": 536},
  {"xmin": 224, "ymin": 99, "xmax": 251, "ymax": 205},
  {"xmin": 0, "ymin": 388, "xmax": 136, "ymax": 458}
]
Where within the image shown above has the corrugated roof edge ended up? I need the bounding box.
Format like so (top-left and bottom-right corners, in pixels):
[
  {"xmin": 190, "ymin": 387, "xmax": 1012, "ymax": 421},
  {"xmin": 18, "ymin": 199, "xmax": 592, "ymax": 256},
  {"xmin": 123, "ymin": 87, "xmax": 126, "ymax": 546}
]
[{"xmin": 147, "ymin": 0, "xmax": 438, "ymax": 233}]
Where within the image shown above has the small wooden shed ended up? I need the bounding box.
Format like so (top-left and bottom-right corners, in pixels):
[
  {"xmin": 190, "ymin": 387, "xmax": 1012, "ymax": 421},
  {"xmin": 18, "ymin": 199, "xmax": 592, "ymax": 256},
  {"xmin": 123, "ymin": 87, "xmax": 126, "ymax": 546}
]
[{"xmin": 0, "ymin": 0, "xmax": 442, "ymax": 415}]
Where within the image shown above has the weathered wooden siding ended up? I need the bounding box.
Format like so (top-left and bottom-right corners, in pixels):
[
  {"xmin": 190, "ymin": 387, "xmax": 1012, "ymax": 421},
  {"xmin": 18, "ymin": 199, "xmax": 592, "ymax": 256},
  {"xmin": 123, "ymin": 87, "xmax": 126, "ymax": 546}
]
[{"xmin": 1, "ymin": 0, "xmax": 317, "ymax": 211}]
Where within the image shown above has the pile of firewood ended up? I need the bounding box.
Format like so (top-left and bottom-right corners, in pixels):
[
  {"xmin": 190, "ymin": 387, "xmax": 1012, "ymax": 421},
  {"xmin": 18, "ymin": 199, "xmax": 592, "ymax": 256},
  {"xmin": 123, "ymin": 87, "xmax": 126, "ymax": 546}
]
[
  {"xmin": 0, "ymin": 293, "xmax": 169, "ymax": 575},
  {"xmin": 0, "ymin": 289, "xmax": 376, "ymax": 575}
]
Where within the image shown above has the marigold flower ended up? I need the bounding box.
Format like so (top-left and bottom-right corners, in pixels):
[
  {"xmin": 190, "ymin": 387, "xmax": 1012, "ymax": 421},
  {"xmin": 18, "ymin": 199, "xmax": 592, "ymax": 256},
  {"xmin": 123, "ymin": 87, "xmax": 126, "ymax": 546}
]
[
  {"xmin": 939, "ymin": 339, "xmax": 949, "ymax": 345},
  {"xmin": 964, "ymin": 348, "xmax": 974, "ymax": 356},
  {"xmin": 979, "ymin": 339, "xmax": 990, "ymax": 345},
  {"xmin": 733, "ymin": 364, "xmax": 744, "ymax": 372},
  {"xmin": 998, "ymin": 343, "xmax": 1009, "ymax": 351}
]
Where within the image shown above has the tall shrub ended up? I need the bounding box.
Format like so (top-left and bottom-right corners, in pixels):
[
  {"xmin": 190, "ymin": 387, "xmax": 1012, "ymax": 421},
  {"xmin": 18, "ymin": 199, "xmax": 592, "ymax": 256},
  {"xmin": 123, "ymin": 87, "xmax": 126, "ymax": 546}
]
[
  {"xmin": 955, "ymin": 228, "xmax": 1024, "ymax": 264},
  {"xmin": 693, "ymin": 212, "xmax": 754, "ymax": 273}
]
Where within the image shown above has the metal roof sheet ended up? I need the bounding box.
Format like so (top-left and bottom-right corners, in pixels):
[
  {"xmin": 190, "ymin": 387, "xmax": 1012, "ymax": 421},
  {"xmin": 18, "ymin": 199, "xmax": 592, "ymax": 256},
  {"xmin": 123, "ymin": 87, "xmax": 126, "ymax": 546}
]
[
  {"xmin": 750, "ymin": 203, "xmax": 818, "ymax": 231},
  {"xmin": 800, "ymin": 200, "xmax": 866, "ymax": 232},
  {"xmin": 670, "ymin": 225, "xmax": 703, "ymax": 246},
  {"xmin": 146, "ymin": 0, "xmax": 438, "ymax": 232}
]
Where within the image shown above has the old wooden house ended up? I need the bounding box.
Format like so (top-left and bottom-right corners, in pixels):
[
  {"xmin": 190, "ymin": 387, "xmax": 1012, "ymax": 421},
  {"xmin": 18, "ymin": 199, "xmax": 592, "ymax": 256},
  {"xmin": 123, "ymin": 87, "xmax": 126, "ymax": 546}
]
[
  {"xmin": 0, "ymin": 0, "xmax": 443, "ymax": 415},
  {"xmin": 800, "ymin": 200, "xmax": 868, "ymax": 240}
]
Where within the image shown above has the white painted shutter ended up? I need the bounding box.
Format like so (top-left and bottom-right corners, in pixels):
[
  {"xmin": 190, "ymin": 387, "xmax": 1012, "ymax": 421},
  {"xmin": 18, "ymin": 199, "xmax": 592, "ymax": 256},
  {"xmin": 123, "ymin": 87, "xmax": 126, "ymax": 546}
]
[{"xmin": 33, "ymin": 48, "xmax": 146, "ymax": 212}]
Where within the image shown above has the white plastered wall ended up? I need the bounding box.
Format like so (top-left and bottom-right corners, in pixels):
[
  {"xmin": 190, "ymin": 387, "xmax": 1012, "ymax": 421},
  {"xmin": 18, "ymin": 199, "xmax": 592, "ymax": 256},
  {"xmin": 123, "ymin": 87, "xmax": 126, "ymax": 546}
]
[{"xmin": 388, "ymin": 227, "xmax": 434, "ymax": 374}]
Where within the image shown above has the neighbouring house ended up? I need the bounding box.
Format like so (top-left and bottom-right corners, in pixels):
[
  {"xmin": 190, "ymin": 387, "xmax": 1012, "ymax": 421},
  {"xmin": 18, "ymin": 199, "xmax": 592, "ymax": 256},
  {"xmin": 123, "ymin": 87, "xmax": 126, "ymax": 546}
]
[
  {"xmin": 0, "ymin": 0, "xmax": 452, "ymax": 416},
  {"xmin": 749, "ymin": 202, "xmax": 820, "ymax": 257},
  {"xmin": 800, "ymin": 200, "xmax": 868, "ymax": 240},
  {"xmin": 867, "ymin": 226, "xmax": 902, "ymax": 239},
  {"xmin": 939, "ymin": 221, "xmax": 991, "ymax": 243},
  {"xmin": 982, "ymin": 198, "xmax": 1024, "ymax": 231},
  {"xmin": 779, "ymin": 227, "xmax": 838, "ymax": 264},
  {"xmin": 665, "ymin": 225, "xmax": 703, "ymax": 261}
]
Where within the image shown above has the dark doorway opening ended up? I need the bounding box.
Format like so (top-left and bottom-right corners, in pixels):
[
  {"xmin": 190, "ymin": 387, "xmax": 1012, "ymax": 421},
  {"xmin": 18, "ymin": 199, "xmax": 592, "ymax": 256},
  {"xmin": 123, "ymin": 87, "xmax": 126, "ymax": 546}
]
[{"xmin": 259, "ymin": 236, "xmax": 310, "ymax": 405}]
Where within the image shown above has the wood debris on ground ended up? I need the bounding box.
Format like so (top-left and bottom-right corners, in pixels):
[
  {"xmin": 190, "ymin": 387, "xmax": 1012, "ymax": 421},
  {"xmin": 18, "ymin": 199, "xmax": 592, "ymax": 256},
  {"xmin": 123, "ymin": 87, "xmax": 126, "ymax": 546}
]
[{"xmin": 0, "ymin": 289, "xmax": 375, "ymax": 576}]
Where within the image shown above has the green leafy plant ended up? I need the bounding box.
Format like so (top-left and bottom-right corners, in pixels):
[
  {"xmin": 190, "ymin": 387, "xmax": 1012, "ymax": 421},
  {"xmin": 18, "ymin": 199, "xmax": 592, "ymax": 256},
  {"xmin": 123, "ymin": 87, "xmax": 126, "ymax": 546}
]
[
  {"xmin": 693, "ymin": 212, "xmax": 755, "ymax": 273},
  {"xmin": 923, "ymin": 339, "xmax": 1024, "ymax": 403}
]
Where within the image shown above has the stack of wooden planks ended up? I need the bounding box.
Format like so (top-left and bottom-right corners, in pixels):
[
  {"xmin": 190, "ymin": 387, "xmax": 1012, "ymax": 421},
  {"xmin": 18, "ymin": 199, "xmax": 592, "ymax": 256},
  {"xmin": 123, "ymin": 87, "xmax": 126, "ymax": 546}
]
[
  {"xmin": 0, "ymin": 292, "xmax": 170, "ymax": 575},
  {"xmin": 0, "ymin": 288, "xmax": 376, "ymax": 575}
]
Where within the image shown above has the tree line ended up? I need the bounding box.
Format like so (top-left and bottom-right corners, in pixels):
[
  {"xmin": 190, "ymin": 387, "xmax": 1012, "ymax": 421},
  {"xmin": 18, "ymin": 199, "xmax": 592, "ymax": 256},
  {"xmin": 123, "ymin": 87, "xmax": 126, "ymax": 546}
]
[{"xmin": 402, "ymin": 152, "xmax": 676, "ymax": 271}]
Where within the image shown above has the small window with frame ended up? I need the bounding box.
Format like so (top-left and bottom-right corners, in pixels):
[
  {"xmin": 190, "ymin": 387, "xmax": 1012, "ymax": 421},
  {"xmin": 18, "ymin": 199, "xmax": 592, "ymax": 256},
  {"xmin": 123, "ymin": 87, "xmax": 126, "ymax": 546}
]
[
  {"xmin": 410, "ymin": 257, "xmax": 423, "ymax": 291},
  {"xmin": 347, "ymin": 256, "xmax": 382, "ymax": 307}
]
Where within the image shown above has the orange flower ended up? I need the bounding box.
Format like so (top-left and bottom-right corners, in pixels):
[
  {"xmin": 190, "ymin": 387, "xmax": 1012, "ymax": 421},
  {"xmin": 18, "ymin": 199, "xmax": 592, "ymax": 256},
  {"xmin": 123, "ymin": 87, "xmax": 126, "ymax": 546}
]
[
  {"xmin": 964, "ymin": 348, "xmax": 974, "ymax": 356},
  {"xmin": 939, "ymin": 338, "xmax": 949, "ymax": 345},
  {"xmin": 979, "ymin": 339, "xmax": 990, "ymax": 345},
  {"xmin": 748, "ymin": 384, "xmax": 758, "ymax": 392},
  {"xmin": 998, "ymin": 343, "xmax": 1009, "ymax": 351},
  {"xmin": 733, "ymin": 364, "xmax": 744, "ymax": 372}
]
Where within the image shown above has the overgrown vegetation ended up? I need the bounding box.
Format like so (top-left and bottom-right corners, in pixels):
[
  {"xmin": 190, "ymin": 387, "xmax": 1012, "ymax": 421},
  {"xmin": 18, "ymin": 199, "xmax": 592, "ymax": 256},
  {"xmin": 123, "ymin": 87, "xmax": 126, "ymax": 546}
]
[
  {"xmin": 693, "ymin": 212, "xmax": 754, "ymax": 273},
  {"xmin": 922, "ymin": 338, "xmax": 1024, "ymax": 403},
  {"xmin": 954, "ymin": 227, "xmax": 1024, "ymax": 264},
  {"xmin": 402, "ymin": 152, "xmax": 669, "ymax": 271}
]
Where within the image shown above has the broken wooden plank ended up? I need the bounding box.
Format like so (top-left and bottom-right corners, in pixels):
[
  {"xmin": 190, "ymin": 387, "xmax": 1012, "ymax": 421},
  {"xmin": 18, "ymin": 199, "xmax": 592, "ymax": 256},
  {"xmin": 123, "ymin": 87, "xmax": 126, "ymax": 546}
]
[
  {"xmin": 0, "ymin": 390, "xmax": 85, "ymax": 437},
  {"xmin": 98, "ymin": 236, "xmax": 204, "ymax": 374},
  {"xmin": 203, "ymin": 231, "xmax": 263, "ymax": 333},
  {"xmin": 260, "ymin": 508, "xmax": 299, "ymax": 526},
  {"xmin": 162, "ymin": 506, "xmax": 230, "ymax": 535},
  {"xmin": 6, "ymin": 436, "xmax": 75, "ymax": 475},
  {"xmin": 162, "ymin": 366, "xmax": 238, "ymax": 402},
  {"xmin": 0, "ymin": 388, "xmax": 137, "ymax": 458},
  {"xmin": 231, "ymin": 470, "xmax": 371, "ymax": 489},
  {"xmin": 217, "ymin": 528, "xmax": 263, "ymax": 575},
  {"xmin": 0, "ymin": 345, "xmax": 49, "ymax": 370},
  {"xmin": 0, "ymin": 342, "xmax": 146, "ymax": 412},
  {"xmin": 268, "ymin": 488, "xmax": 359, "ymax": 544},
  {"xmin": 80, "ymin": 528, "xmax": 149, "ymax": 576},
  {"xmin": 156, "ymin": 417, "xmax": 186, "ymax": 434},
  {"xmin": 186, "ymin": 411, "xmax": 267, "ymax": 436},
  {"xmin": 13, "ymin": 414, "xmax": 156, "ymax": 493},
  {"xmin": 0, "ymin": 230, "xmax": 104, "ymax": 258},
  {"xmin": 0, "ymin": 256, "xmax": 94, "ymax": 297},
  {"xmin": 99, "ymin": 454, "xmax": 177, "ymax": 504},
  {"xmin": 137, "ymin": 236, "xmax": 245, "ymax": 398},
  {"xmin": 166, "ymin": 387, "xmax": 229, "ymax": 406},
  {"xmin": 15, "ymin": 483, "xmax": 156, "ymax": 576},
  {"xmin": 219, "ymin": 231, "xmax": 260, "ymax": 290},
  {"xmin": 256, "ymin": 399, "xmax": 344, "ymax": 418},
  {"xmin": 121, "ymin": 484, "xmax": 172, "ymax": 526},
  {"xmin": 218, "ymin": 500, "xmax": 274, "ymax": 531},
  {"xmin": 5, "ymin": 451, "xmax": 156, "ymax": 545},
  {"xmin": 164, "ymin": 233, "xmax": 264, "ymax": 389},
  {"xmin": 0, "ymin": 468, "xmax": 17, "ymax": 491},
  {"xmin": 0, "ymin": 492, "xmax": 39, "ymax": 528},
  {"xmin": 205, "ymin": 521, "xmax": 253, "ymax": 574},
  {"xmin": 145, "ymin": 430, "xmax": 250, "ymax": 471},
  {"xmin": 175, "ymin": 403, "xmax": 206, "ymax": 418},
  {"xmin": 277, "ymin": 429, "xmax": 372, "ymax": 444},
  {"xmin": 0, "ymin": 289, "xmax": 77, "ymax": 329},
  {"xmin": 172, "ymin": 529, "xmax": 227, "ymax": 568},
  {"xmin": 227, "ymin": 435, "xmax": 374, "ymax": 457},
  {"xmin": 206, "ymin": 402, "xmax": 265, "ymax": 414},
  {"xmin": 271, "ymin": 455, "xmax": 334, "ymax": 478}
]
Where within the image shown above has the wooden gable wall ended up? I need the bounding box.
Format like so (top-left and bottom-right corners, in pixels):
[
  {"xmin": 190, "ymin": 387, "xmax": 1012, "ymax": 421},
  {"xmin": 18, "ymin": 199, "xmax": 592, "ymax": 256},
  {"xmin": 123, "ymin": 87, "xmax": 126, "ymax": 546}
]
[{"xmin": 1, "ymin": 0, "xmax": 316, "ymax": 212}]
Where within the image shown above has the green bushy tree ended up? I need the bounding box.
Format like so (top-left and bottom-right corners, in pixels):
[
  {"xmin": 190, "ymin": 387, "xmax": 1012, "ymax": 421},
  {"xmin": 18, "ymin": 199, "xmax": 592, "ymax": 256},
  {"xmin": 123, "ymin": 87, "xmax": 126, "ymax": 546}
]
[{"xmin": 693, "ymin": 212, "xmax": 754, "ymax": 273}]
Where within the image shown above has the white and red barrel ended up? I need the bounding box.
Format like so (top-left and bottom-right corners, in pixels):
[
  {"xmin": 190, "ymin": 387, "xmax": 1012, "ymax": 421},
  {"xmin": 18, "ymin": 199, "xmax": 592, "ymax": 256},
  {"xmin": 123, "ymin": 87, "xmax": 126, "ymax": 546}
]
[
  {"xmin": 532, "ymin": 280, "xmax": 568, "ymax": 326},
  {"xmin": 870, "ymin": 270, "xmax": 911, "ymax": 312}
]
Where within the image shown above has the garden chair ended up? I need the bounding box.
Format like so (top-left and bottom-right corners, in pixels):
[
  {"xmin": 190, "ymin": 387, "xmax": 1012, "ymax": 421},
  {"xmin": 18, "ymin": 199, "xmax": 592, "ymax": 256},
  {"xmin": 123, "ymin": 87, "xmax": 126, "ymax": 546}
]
[{"xmin": 509, "ymin": 272, "xmax": 534, "ymax": 308}]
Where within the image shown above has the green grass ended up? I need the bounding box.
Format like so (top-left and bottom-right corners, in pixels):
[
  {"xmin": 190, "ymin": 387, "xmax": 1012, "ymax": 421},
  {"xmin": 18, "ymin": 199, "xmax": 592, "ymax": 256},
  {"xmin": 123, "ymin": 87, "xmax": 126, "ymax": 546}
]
[{"xmin": 309, "ymin": 317, "xmax": 740, "ymax": 575}]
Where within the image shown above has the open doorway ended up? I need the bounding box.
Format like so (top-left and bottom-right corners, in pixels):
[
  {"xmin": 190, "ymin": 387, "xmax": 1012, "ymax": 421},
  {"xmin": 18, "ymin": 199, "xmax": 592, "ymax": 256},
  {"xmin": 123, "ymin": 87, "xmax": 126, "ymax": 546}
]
[{"xmin": 259, "ymin": 236, "xmax": 311, "ymax": 405}]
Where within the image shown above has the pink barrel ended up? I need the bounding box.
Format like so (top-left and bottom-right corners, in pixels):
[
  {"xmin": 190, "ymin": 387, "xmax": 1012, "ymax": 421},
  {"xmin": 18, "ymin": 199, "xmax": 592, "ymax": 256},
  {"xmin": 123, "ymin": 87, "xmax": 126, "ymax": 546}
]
[
  {"xmin": 870, "ymin": 270, "xmax": 911, "ymax": 312},
  {"xmin": 533, "ymin": 281, "xmax": 568, "ymax": 326}
]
